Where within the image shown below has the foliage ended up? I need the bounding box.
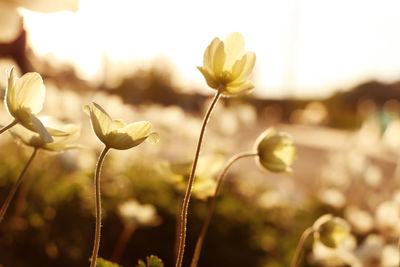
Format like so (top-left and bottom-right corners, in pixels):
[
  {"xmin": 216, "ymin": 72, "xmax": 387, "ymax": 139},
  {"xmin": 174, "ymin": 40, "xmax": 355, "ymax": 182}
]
[{"xmin": 136, "ymin": 255, "xmax": 164, "ymax": 267}]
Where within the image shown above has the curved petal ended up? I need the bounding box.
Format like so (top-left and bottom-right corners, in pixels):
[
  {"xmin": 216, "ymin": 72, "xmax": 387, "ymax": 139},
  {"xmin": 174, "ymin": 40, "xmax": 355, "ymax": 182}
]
[
  {"xmin": 236, "ymin": 51, "xmax": 256, "ymax": 82},
  {"xmin": 122, "ymin": 121, "xmax": 152, "ymax": 139},
  {"xmin": 112, "ymin": 119, "xmax": 126, "ymax": 129},
  {"xmin": 223, "ymin": 32, "xmax": 245, "ymax": 70},
  {"xmin": 146, "ymin": 132, "xmax": 160, "ymax": 144},
  {"xmin": 212, "ymin": 41, "xmax": 225, "ymax": 77},
  {"xmin": 225, "ymin": 80, "xmax": 254, "ymax": 95},
  {"xmin": 0, "ymin": 2, "xmax": 22, "ymax": 43},
  {"xmin": 203, "ymin": 37, "xmax": 221, "ymax": 70},
  {"xmin": 231, "ymin": 55, "xmax": 247, "ymax": 81},
  {"xmin": 14, "ymin": 72, "xmax": 45, "ymax": 114},
  {"xmin": 105, "ymin": 121, "xmax": 152, "ymax": 150},
  {"xmin": 5, "ymin": 67, "xmax": 18, "ymax": 115},
  {"xmin": 197, "ymin": 66, "xmax": 218, "ymax": 89},
  {"xmin": 83, "ymin": 103, "xmax": 112, "ymax": 142},
  {"xmin": 29, "ymin": 113, "xmax": 53, "ymax": 143}
]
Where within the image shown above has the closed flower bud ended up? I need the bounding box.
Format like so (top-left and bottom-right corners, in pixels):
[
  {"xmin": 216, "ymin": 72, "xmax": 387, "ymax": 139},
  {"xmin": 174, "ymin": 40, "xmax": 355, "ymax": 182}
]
[
  {"xmin": 198, "ymin": 32, "xmax": 256, "ymax": 96},
  {"xmin": 313, "ymin": 214, "xmax": 351, "ymax": 248},
  {"xmin": 254, "ymin": 128, "xmax": 296, "ymax": 173}
]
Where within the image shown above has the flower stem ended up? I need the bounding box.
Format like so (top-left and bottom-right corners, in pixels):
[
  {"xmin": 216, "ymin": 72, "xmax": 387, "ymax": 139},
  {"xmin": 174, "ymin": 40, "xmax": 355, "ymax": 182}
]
[
  {"xmin": 290, "ymin": 227, "xmax": 314, "ymax": 267},
  {"xmin": 0, "ymin": 147, "xmax": 38, "ymax": 223},
  {"xmin": 190, "ymin": 152, "xmax": 257, "ymax": 267},
  {"xmin": 0, "ymin": 120, "xmax": 17, "ymax": 135},
  {"xmin": 90, "ymin": 146, "xmax": 110, "ymax": 267},
  {"xmin": 175, "ymin": 90, "xmax": 221, "ymax": 267}
]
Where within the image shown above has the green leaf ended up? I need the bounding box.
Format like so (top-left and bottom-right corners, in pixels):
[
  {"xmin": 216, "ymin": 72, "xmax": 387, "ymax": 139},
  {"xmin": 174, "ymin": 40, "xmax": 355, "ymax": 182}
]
[
  {"xmin": 136, "ymin": 255, "xmax": 164, "ymax": 267},
  {"xmin": 97, "ymin": 257, "xmax": 122, "ymax": 267}
]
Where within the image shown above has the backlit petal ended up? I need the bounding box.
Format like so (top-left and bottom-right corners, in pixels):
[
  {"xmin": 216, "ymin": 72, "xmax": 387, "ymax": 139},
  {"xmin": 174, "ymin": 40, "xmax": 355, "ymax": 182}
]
[
  {"xmin": 225, "ymin": 80, "xmax": 254, "ymax": 95},
  {"xmin": 84, "ymin": 103, "xmax": 112, "ymax": 141},
  {"xmin": 146, "ymin": 132, "xmax": 160, "ymax": 144},
  {"xmin": 5, "ymin": 67, "xmax": 17, "ymax": 115},
  {"xmin": 223, "ymin": 32, "xmax": 245, "ymax": 70},
  {"xmin": 236, "ymin": 51, "xmax": 256, "ymax": 81},
  {"xmin": 29, "ymin": 113, "xmax": 53, "ymax": 143},
  {"xmin": 212, "ymin": 41, "xmax": 225, "ymax": 77},
  {"xmin": 197, "ymin": 66, "xmax": 218, "ymax": 89},
  {"xmin": 14, "ymin": 72, "xmax": 45, "ymax": 114},
  {"xmin": 203, "ymin": 38, "xmax": 221, "ymax": 70}
]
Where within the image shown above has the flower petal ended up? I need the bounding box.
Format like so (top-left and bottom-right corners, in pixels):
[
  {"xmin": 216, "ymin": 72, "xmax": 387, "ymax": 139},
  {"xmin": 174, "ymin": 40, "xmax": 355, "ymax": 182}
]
[
  {"xmin": 203, "ymin": 37, "xmax": 221, "ymax": 70},
  {"xmin": 212, "ymin": 41, "xmax": 225, "ymax": 77},
  {"xmin": 225, "ymin": 80, "xmax": 254, "ymax": 95},
  {"xmin": 223, "ymin": 32, "xmax": 245, "ymax": 70},
  {"xmin": 236, "ymin": 51, "xmax": 256, "ymax": 81},
  {"xmin": 29, "ymin": 113, "xmax": 53, "ymax": 143},
  {"xmin": 197, "ymin": 66, "xmax": 218, "ymax": 89},
  {"xmin": 5, "ymin": 67, "xmax": 18, "ymax": 115},
  {"xmin": 122, "ymin": 121, "xmax": 152, "ymax": 139},
  {"xmin": 92, "ymin": 102, "xmax": 112, "ymax": 135},
  {"xmin": 14, "ymin": 72, "xmax": 45, "ymax": 114},
  {"xmin": 231, "ymin": 55, "xmax": 247, "ymax": 81},
  {"xmin": 146, "ymin": 132, "xmax": 160, "ymax": 144}
]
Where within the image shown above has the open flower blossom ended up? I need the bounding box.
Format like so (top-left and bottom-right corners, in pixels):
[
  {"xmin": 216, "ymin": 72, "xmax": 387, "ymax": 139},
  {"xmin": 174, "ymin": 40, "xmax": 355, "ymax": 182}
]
[
  {"xmin": 5, "ymin": 67, "xmax": 58, "ymax": 142},
  {"xmin": 0, "ymin": 0, "xmax": 79, "ymax": 43},
  {"xmin": 9, "ymin": 118, "xmax": 80, "ymax": 151},
  {"xmin": 313, "ymin": 214, "xmax": 351, "ymax": 249},
  {"xmin": 254, "ymin": 128, "xmax": 296, "ymax": 173},
  {"xmin": 197, "ymin": 32, "xmax": 256, "ymax": 96},
  {"xmin": 83, "ymin": 102, "xmax": 159, "ymax": 150}
]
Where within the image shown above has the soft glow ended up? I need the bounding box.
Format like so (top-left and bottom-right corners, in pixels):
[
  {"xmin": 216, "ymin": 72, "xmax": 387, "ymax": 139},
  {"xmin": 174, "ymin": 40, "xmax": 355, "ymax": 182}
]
[{"xmin": 21, "ymin": 0, "xmax": 400, "ymax": 98}]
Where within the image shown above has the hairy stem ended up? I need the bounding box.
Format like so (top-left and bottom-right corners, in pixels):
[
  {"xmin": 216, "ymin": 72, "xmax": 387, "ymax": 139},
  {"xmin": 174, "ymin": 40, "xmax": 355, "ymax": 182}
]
[
  {"xmin": 90, "ymin": 146, "xmax": 110, "ymax": 267},
  {"xmin": 0, "ymin": 120, "xmax": 17, "ymax": 135},
  {"xmin": 175, "ymin": 90, "xmax": 221, "ymax": 267},
  {"xmin": 291, "ymin": 227, "xmax": 314, "ymax": 267},
  {"xmin": 0, "ymin": 147, "xmax": 38, "ymax": 222},
  {"xmin": 190, "ymin": 152, "xmax": 257, "ymax": 267}
]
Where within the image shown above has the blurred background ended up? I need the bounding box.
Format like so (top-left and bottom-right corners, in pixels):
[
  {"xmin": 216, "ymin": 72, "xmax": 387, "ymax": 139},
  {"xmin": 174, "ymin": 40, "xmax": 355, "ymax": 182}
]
[{"xmin": 1, "ymin": 0, "xmax": 400, "ymax": 266}]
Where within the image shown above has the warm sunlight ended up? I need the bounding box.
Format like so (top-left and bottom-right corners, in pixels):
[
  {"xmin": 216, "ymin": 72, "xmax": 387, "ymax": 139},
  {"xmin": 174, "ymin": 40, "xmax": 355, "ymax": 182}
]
[{"xmin": 21, "ymin": 0, "xmax": 400, "ymax": 98}]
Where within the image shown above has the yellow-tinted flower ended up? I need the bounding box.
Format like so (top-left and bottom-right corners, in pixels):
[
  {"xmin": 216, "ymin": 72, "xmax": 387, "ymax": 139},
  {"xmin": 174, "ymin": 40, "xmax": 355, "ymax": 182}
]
[
  {"xmin": 83, "ymin": 102, "xmax": 159, "ymax": 150},
  {"xmin": 5, "ymin": 68, "xmax": 58, "ymax": 142},
  {"xmin": 254, "ymin": 128, "xmax": 296, "ymax": 173},
  {"xmin": 313, "ymin": 214, "xmax": 351, "ymax": 248},
  {"xmin": 198, "ymin": 32, "xmax": 256, "ymax": 96},
  {"xmin": 10, "ymin": 118, "xmax": 80, "ymax": 151}
]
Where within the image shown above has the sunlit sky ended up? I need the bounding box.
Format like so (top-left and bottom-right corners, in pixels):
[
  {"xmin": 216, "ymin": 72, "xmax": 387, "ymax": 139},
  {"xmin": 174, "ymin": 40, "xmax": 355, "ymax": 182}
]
[{"xmin": 21, "ymin": 0, "xmax": 400, "ymax": 99}]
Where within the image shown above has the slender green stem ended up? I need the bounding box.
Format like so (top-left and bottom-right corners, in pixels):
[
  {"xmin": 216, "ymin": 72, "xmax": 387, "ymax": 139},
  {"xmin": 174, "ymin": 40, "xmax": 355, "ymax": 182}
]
[
  {"xmin": 0, "ymin": 147, "xmax": 38, "ymax": 223},
  {"xmin": 0, "ymin": 120, "xmax": 17, "ymax": 135},
  {"xmin": 175, "ymin": 90, "xmax": 222, "ymax": 267},
  {"xmin": 90, "ymin": 146, "xmax": 110, "ymax": 267},
  {"xmin": 290, "ymin": 227, "xmax": 314, "ymax": 267},
  {"xmin": 190, "ymin": 152, "xmax": 257, "ymax": 267}
]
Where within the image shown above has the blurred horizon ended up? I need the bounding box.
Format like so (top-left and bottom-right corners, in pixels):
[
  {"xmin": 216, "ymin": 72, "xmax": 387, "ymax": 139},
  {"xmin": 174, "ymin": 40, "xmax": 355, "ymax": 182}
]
[{"xmin": 18, "ymin": 0, "xmax": 400, "ymax": 99}]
